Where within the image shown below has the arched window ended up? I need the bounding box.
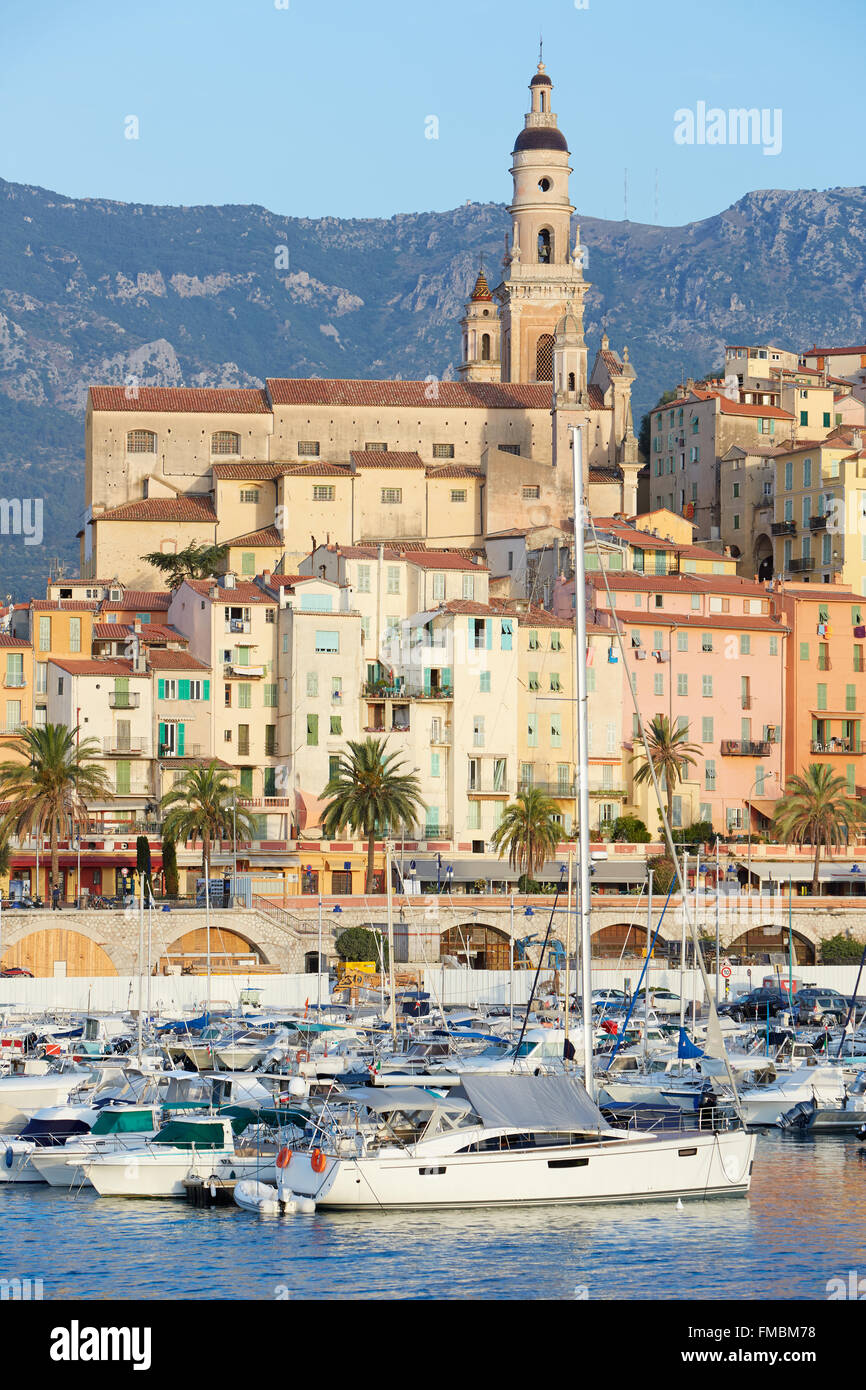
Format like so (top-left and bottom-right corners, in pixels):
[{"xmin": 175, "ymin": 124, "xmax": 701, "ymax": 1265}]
[
  {"xmin": 536, "ymin": 334, "xmax": 555, "ymax": 382},
  {"xmin": 537, "ymin": 228, "xmax": 552, "ymax": 264},
  {"xmin": 126, "ymin": 429, "xmax": 157, "ymax": 454},
  {"xmin": 481, "ymin": 333, "xmax": 491, "ymax": 362},
  {"xmin": 567, "ymin": 372, "xmax": 576, "ymax": 392},
  {"xmin": 539, "ymin": 92, "xmax": 547, "ymax": 113},
  {"xmin": 211, "ymin": 430, "xmax": 240, "ymax": 456}
]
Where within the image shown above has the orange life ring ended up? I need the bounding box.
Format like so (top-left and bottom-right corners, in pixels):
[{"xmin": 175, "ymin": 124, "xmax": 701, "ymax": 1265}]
[
  {"xmin": 296, "ymin": 1050, "xmax": 310, "ymax": 1064},
  {"xmin": 276, "ymin": 1147, "xmax": 292, "ymax": 1169},
  {"xmin": 311, "ymin": 1148, "xmax": 326, "ymax": 1173}
]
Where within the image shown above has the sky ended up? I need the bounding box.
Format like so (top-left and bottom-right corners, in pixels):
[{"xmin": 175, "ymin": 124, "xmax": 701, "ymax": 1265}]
[{"xmin": 1, "ymin": 0, "xmax": 862, "ymax": 227}]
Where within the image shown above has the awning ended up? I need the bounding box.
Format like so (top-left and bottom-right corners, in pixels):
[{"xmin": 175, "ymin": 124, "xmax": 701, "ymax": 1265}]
[
  {"xmin": 538, "ymin": 857, "xmax": 647, "ymax": 883},
  {"xmin": 736, "ymin": 859, "xmax": 866, "ymax": 882},
  {"xmin": 458, "ymin": 1073, "xmax": 611, "ymax": 1133},
  {"xmin": 341, "ymin": 1087, "xmax": 471, "ymax": 1115},
  {"xmin": 745, "ymin": 798, "xmax": 782, "ymax": 821},
  {"xmin": 409, "ymin": 857, "xmax": 519, "ymax": 882},
  {"xmin": 295, "ymin": 789, "xmax": 327, "ymax": 832}
]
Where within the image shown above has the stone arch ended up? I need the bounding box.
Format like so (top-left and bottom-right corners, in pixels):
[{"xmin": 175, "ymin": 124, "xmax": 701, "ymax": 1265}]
[
  {"xmin": 1, "ymin": 926, "xmax": 118, "ymax": 978},
  {"xmin": 155, "ymin": 925, "xmax": 270, "ymax": 975},
  {"xmin": 481, "ymin": 333, "xmax": 491, "ymax": 361},
  {"xmin": 754, "ymin": 533, "xmax": 773, "ymax": 582},
  {"xmin": 537, "ymin": 227, "xmax": 552, "ymax": 264},
  {"xmin": 441, "ymin": 922, "xmax": 511, "ymax": 970},
  {"xmin": 725, "ymin": 925, "xmax": 816, "ymax": 966}
]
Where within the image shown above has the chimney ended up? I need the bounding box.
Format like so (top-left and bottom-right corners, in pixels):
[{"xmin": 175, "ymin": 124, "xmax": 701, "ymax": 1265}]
[
  {"xmin": 263, "ymin": 570, "xmax": 272, "ymax": 587},
  {"xmin": 209, "ymin": 584, "xmax": 218, "ymax": 600},
  {"xmin": 223, "ymin": 572, "xmax": 236, "ymax": 589},
  {"xmin": 133, "ymin": 618, "xmax": 142, "ymax": 634}
]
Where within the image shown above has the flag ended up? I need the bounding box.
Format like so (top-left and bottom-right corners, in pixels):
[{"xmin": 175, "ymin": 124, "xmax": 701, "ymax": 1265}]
[{"xmin": 43, "ymin": 1042, "xmax": 62, "ymax": 1057}]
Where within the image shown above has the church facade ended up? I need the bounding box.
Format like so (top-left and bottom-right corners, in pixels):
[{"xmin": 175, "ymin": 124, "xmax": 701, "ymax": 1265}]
[{"xmin": 81, "ymin": 64, "xmax": 640, "ymax": 585}]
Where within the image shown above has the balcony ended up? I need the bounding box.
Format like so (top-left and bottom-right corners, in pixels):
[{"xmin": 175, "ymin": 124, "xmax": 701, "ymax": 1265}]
[
  {"xmin": 102, "ymin": 737, "xmax": 149, "ymax": 756},
  {"xmin": 771, "ymin": 521, "xmax": 796, "ymax": 536},
  {"xmin": 467, "ymin": 779, "xmax": 514, "ymax": 797},
  {"xmin": 721, "ymin": 739, "xmax": 772, "ymax": 757},
  {"xmin": 790, "ymin": 557, "xmax": 816, "ymax": 573},
  {"xmin": 225, "ymin": 620, "xmax": 251, "ymax": 635},
  {"xmin": 224, "ymin": 664, "xmax": 265, "ymax": 678},
  {"xmin": 811, "ymin": 740, "xmax": 861, "ymax": 754},
  {"xmin": 430, "ymin": 727, "xmax": 452, "ymax": 746},
  {"xmin": 109, "ymin": 692, "xmax": 141, "ymax": 709},
  {"xmin": 3, "ymin": 675, "xmax": 26, "ymax": 688},
  {"xmin": 518, "ymin": 779, "xmax": 576, "ymax": 798},
  {"xmin": 417, "ymin": 825, "xmax": 453, "ymax": 841},
  {"xmin": 159, "ymin": 743, "xmax": 203, "ymax": 759},
  {"xmin": 809, "ymin": 515, "xmax": 828, "ymax": 531}
]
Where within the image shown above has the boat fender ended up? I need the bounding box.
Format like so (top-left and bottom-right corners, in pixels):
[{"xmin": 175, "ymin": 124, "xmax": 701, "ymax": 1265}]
[
  {"xmin": 4, "ymin": 1148, "xmax": 12, "ymax": 1169},
  {"xmin": 311, "ymin": 1148, "xmax": 327, "ymax": 1173},
  {"xmin": 297, "ymin": 1051, "xmax": 310, "ymax": 1064},
  {"xmin": 282, "ymin": 1196, "xmax": 299, "ymax": 1214},
  {"xmin": 296, "ymin": 1196, "xmax": 316, "ymax": 1214},
  {"xmin": 276, "ymin": 1147, "xmax": 292, "ymax": 1169},
  {"xmin": 210, "ymin": 1182, "xmax": 217, "ymax": 1200}
]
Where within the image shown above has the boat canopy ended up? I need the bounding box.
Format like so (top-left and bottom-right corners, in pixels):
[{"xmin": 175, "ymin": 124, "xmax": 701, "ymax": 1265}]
[
  {"xmin": 458, "ymin": 1074, "xmax": 611, "ymax": 1134},
  {"xmin": 90, "ymin": 1107, "xmax": 158, "ymax": 1137},
  {"xmin": 340, "ymin": 1087, "xmax": 473, "ymax": 1115},
  {"xmin": 152, "ymin": 1119, "xmax": 229, "ymax": 1149}
]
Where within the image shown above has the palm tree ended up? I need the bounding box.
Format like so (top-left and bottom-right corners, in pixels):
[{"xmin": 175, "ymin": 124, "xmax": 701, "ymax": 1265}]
[
  {"xmin": 490, "ymin": 788, "xmax": 561, "ymax": 881},
  {"xmin": 140, "ymin": 541, "xmax": 229, "ymax": 591},
  {"xmin": 772, "ymin": 764, "xmax": 865, "ymax": 895},
  {"xmin": 0, "ymin": 725, "xmax": 114, "ymax": 899},
  {"xmin": 631, "ymin": 715, "xmax": 700, "ymax": 827},
  {"xmin": 160, "ymin": 762, "xmax": 257, "ymax": 880},
  {"xmin": 320, "ymin": 737, "xmax": 426, "ymax": 892}
]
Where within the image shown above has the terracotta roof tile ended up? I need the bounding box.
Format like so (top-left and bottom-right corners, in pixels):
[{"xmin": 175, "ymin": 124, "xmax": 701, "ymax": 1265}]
[
  {"xmin": 610, "ymin": 609, "xmax": 788, "ymax": 633},
  {"xmin": 0, "ymin": 634, "xmax": 30, "ymax": 647},
  {"xmin": 89, "ymin": 386, "xmax": 270, "ymax": 414},
  {"xmin": 591, "ymin": 572, "xmax": 768, "ymax": 596},
  {"xmin": 426, "ymin": 465, "xmax": 484, "ymax": 480},
  {"xmin": 211, "ymin": 462, "xmax": 284, "ymax": 481},
  {"xmin": 401, "ymin": 551, "xmax": 487, "ymax": 572},
  {"xmin": 225, "ymin": 526, "xmax": 284, "ymax": 548},
  {"xmin": 94, "ymin": 497, "xmax": 216, "ymax": 524},
  {"xmin": 49, "ymin": 658, "xmax": 140, "ymax": 676},
  {"xmin": 266, "ymin": 378, "xmax": 555, "ymax": 410},
  {"xmin": 148, "ymin": 650, "xmax": 210, "ymax": 671},
  {"xmin": 281, "ymin": 462, "xmax": 352, "ymax": 478},
  {"xmin": 31, "ymin": 599, "xmax": 101, "ymax": 611},
  {"xmin": 184, "ymin": 579, "xmax": 276, "ymax": 604},
  {"xmin": 106, "ymin": 591, "xmax": 172, "ymax": 611},
  {"xmin": 349, "ymin": 450, "xmax": 426, "ymax": 470}
]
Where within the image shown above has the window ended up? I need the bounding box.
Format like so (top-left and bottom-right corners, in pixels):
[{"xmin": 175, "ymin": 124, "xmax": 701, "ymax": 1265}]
[
  {"xmin": 115, "ymin": 761, "xmax": 131, "ymax": 795},
  {"xmin": 263, "ymin": 682, "xmax": 277, "ymax": 707},
  {"xmin": 431, "ymin": 752, "xmax": 441, "ymax": 778},
  {"xmin": 653, "ymin": 673, "xmax": 664, "ymax": 696},
  {"xmin": 238, "ymin": 683, "xmax": 251, "ymax": 709},
  {"xmin": 224, "ymin": 684, "xmax": 232, "ymax": 707},
  {"xmin": 307, "ymin": 714, "xmax": 319, "ymax": 745},
  {"xmin": 705, "ymin": 759, "xmax": 716, "ymax": 791},
  {"xmin": 298, "ymin": 441, "xmax": 320, "ymax": 457},
  {"xmin": 522, "ymin": 486, "xmax": 540, "ymax": 500},
  {"xmin": 677, "ymin": 632, "xmax": 688, "ymax": 652},
  {"xmin": 366, "ymin": 442, "xmax": 387, "ymax": 452},
  {"xmin": 36, "ymin": 662, "xmax": 47, "ymax": 694},
  {"xmin": 769, "ymin": 635, "xmax": 778, "ymax": 656},
  {"xmin": 500, "ymin": 620, "xmax": 512, "ymax": 650},
  {"xmin": 211, "ymin": 431, "xmax": 239, "ymax": 455},
  {"xmin": 386, "ymin": 566, "xmax": 401, "ymax": 595},
  {"xmin": 306, "ymin": 672, "xmax": 318, "ymax": 698},
  {"xmin": 800, "ymin": 642, "xmax": 810, "ymax": 661},
  {"xmin": 803, "ymin": 458, "xmax": 812, "ymax": 487},
  {"xmin": 314, "ymin": 630, "xmax": 339, "ymax": 652},
  {"xmin": 527, "ymin": 715, "xmax": 538, "ymax": 748},
  {"xmin": 241, "ymin": 552, "xmax": 255, "ymax": 576},
  {"xmin": 823, "ymin": 413, "xmax": 831, "ymax": 429},
  {"xmin": 69, "ymin": 617, "xmax": 81, "ymax": 653},
  {"xmin": 817, "ymin": 683, "xmax": 827, "ymax": 711},
  {"xmin": 473, "ymin": 716, "xmax": 485, "ymax": 747},
  {"xmin": 528, "ymin": 670, "xmax": 540, "ymax": 691},
  {"xmin": 528, "ymin": 630, "xmax": 540, "ymax": 651},
  {"xmin": 38, "ymin": 615, "xmax": 51, "ymax": 652},
  {"xmin": 550, "ymin": 715, "xmax": 562, "ymax": 747},
  {"xmin": 239, "ymin": 489, "xmax": 260, "ymax": 504},
  {"xmin": 784, "ymin": 461, "xmax": 793, "ymax": 491},
  {"xmin": 330, "ymin": 715, "xmax": 342, "ymax": 735},
  {"xmin": 432, "ymin": 573, "xmax": 445, "ymax": 600},
  {"xmin": 450, "ymin": 489, "xmax": 467, "ymax": 503},
  {"xmin": 462, "ymin": 574, "xmax": 475, "ymax": 601},
  {"xmin": 313, "ymin": 485, "xmax": 335, "ymax": 502},
  {"xmin": 733, "ymin": 482, "xmax": 740, "ymax": 498},
  {"xmin": 702, "ymin": 674, "xmax": 713, "ymax": 698},
  {"xmin": 702, "ymin": 716, "xmax": 714, "ymax": 743},
  {"xmin": 356, "ymin": 564, "xmax": 371, "ymax": 593},
  {"xmin": 740, "ymin": 634, "xmax": 750, "ymax": 655},
  {"xmin": 551, "ymin": 632, "xmax": 562, "ymax": 651},
  {"xmin": 331, "ymin": 676, "xmax": 342, "ymax": 702},
  {"xmin": 480, "ymin": 671, "xmax": 491, "ymax": 693},
  {"xmin": 677, "ymin": 674, "xmax": 688, "ymax": 696},
  {"xmin": 800, "ymin": 411, "xmax": 809, "ymax": 427},
  {"xmin": 846, "ymin": 683, "xmax": 857, "ymax": 712},
  {"xmin": 126, "ymin": 430, "xmax": 156, "ymax": 454},
  {"xmin": 433, "ymin": 443, "xmax": 455, "ymax": 459},
  {"xmin": 500, "ymin": 444, "xmax": 521, "ymax": 456},
  {"xmin": 733, "ymin": 515, "xmax": 740, "ymax": 531},
  {"xmin": 855, "ymin": 647, "xmax": 864, "ymax": 673},
  {"xmin": 381, "ymin": 488, "xmax": 402, "ymax": 504},
  {"xmin": 550, "ymin": 673, "xmax": 561, "ymax": 692}
]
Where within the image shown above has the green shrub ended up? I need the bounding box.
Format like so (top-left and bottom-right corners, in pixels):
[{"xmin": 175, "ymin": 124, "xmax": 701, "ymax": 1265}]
[
  {"xmin": 334, "ymin": 926, "xmax": 387, "ymax": 967},
  {"xmin": 820, "ymin": 933, "xmax": 864, "ymax": 964},
  {"xmin": 161, "ymin": 837, "xmax": 179, "ymax": 897},
  {"xmin": 612, "ymin": 815, "xmax": 651, "ymax": 844},
  {"xmin": 650, "ymin": 856, "xmax": 677, "ymax": 894}
]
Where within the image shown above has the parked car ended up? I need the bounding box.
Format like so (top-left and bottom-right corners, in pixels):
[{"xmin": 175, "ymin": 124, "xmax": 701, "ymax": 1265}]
[
  {"xmin": 718, "ymin": 987, "xmax": 792, "ymax": 1022},
  {"xmin": 0, "ymin": 967, "xmax": 34, "ymax": 978},
  {"xmin": 795, "ymin": 991, "xmax": 850, "ymax": 1026},
  {"xmin": 633, "ymin": 988, "xmax": 698, "ymax": 1017}
]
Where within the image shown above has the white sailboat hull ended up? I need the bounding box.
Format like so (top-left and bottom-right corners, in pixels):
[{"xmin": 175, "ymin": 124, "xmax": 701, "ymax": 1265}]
[
  {"xmin": 83, "ymin": 1148, "xmax": 278, "ymax": 1198},
  {"xmin": 278, "ymin": 1128, "xmax": 756, "ymax": 1209}
]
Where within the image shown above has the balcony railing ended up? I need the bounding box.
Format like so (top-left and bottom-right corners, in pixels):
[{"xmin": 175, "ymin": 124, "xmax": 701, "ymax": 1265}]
[
  {"xmin": 468, "ymin": 779, "xmax": 514, "ymax": 796},
  {"xmin": 430, "ymin": 727, "xmax": 452, "ymax": 745},
  {"xmin": 3, "ymin": 675, "xmax": 26, "ymax": 688},
  {"xmin": 159, "ymin": 743, "xmax": 203, "ymax": 759},
  {"xmin": 811, "ymin": 740, "xmax": 861, "ymax": 754},
  {"xmin": 225, "ymin": 620, "xmax": 251, "ymax": 634},
  {"xmin": 518, "ymin": 779, "xmax": 576, "ymax": 798},
  {"xmin": 809, "ymin": 514, "xmax": 828, "ymax": 531},
  {"xmin": 771, "ymin": 520, "xmax": 796, "ymax": 536},
  {"xmin": 224, "ymin": 664, "xmax": 265, "ymax": 678},
  {"xmin": 109, "ymin": 692, "xmax": 141, "ymax": 709},
  {"xmin": 790, "ymin": 557, "xmax": 816, "ymax": 573},
  {"xmin": 102, "ymin": 738, "xmax": 149, "ymax": 756},
  {"xmin": 720, "ymin": 739, "xmax": 772, "ymax": 757}
]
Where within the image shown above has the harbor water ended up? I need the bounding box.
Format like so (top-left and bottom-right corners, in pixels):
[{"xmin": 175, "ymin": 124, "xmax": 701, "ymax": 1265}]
[{"xmin": 2, "ymin": 1131, "xmax": 863, "ymax": 1300}]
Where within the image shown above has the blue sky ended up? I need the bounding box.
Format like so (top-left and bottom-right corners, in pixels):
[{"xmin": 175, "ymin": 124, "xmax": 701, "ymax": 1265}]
[{"xmin": 1, "ymin": 0, "xmax": 861, "ymax": 227}]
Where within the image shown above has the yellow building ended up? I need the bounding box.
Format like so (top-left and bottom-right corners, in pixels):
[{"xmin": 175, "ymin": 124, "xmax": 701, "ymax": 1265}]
[
  {"xmin": 771, "ymin": 427, "xmax": 866, "ymax": 593},
  {"xmin": 0, "ymin": 634, "xmax": 34, "ymax": 737}
]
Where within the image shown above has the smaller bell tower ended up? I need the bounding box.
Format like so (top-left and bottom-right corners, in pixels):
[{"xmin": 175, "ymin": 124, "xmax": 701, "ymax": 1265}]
[{"xmin": 459, "ymin": 265, "xmax": 501, "ymax": 382}]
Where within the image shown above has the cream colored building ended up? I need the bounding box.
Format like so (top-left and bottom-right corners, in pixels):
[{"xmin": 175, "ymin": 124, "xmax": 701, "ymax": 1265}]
[{"xmin": 771, "ymin": 428, "xmax": 866, "ymax": 594}]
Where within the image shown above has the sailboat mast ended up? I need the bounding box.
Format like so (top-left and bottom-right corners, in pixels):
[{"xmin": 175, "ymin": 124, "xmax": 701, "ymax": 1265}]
[{"xmin": 571, "ymin": 424, "xmax": 594, "ymax": 1099}]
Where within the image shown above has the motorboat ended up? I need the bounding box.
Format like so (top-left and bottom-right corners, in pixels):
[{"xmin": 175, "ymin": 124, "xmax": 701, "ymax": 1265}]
[
  {"xmin": 82, "ymin": 1114, "xmax": 283, "ymax": 1198},
  {"xmin": 29, "ymin": 1104, "xmax": 163, "ymax": 1187},
  {"xmin": 736, "ymin": 1064, "xmax": 860, "ymax": 1127},
  {"xmin": 275, "ymin": 1073, "xmax": 755, "ymax": 1210},
  {"xmin": 0, "ymin": 1105, "xmax": 98, "ymax": 1182},
  {"xmin": 0, "ymin": 1071, "xmax": 89, "ymax": 1133}
]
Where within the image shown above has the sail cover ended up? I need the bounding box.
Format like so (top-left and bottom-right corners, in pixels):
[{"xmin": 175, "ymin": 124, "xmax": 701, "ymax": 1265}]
[{"xmin": 459, "ymin": 1074, "xmax": 611, "ymax": 1133}]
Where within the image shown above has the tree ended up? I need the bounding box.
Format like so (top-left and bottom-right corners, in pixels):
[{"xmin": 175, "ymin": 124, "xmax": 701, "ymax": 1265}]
[
  {"xmin": 161, "ymin": 835, "xmax": 179, "ymax": 897},
  {"xmin": 0, "ymin": 724, "xmax": 114, "ymax": 899},
  {"xmin": 334, "ymin": 926, "xmax": 388, "ymax": 968},
  {"xmin": 136, "ymin": 835, "xmax": 153, "ymax": 901},
  {"xmin": 772, "ymin": 764, "xmax": 865, "ymax": 896},
  {"xmin": 612, "ymin": 814, "xmax": 651, "ymax": 843},
  {"xmin": 140, "ymin": 541, "xmax": 229, "ymax": 591},
  {"xmin": 490, "ymin": 788, "xmax": 561, "ymax": 880},
  {"xmin": 160, "ymin": 762, "xmax": 257, "ymax": 879},
  {"xmin": 651, "ymin": 856, "xmax": 677, "ymax": 895},
  {"xmin": 820, "ymin": 933, "xmax": 864, "ymax": 964},
  {"xmin": 631, "ymin": 715, "xmax": 700, "ymax": 827},
  {"xmin": 320, "ymin": 737, "xmax": 426, "ymax": 893}
]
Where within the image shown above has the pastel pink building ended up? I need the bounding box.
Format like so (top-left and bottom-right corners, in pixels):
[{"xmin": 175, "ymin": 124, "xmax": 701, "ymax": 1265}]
[{"xmin": 589, "ymin": 572, "xmax": 788, "ymax": 834}]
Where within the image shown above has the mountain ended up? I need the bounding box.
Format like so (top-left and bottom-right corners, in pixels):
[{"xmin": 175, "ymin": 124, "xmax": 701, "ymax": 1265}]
[{"xmin": 1, "ymin": 177, "xmax": 866, "ymax": 598}]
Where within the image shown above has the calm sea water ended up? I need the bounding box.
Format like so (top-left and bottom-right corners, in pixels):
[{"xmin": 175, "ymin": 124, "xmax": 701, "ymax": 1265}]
[{"xmin": 2, "ymin": 1132, "xmax": 864, "ymax": 1300}]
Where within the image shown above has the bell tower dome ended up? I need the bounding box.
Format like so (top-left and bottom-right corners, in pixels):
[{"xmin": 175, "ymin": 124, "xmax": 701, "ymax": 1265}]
[{"xmin": 495, "ymin": 62, "xmax": 588, "ymax": 386}]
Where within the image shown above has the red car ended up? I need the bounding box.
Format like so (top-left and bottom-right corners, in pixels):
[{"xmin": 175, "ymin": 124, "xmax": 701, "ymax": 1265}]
[{"xmin": 0, "ymin": 968, "xmax": 34, "ymax": 978}]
